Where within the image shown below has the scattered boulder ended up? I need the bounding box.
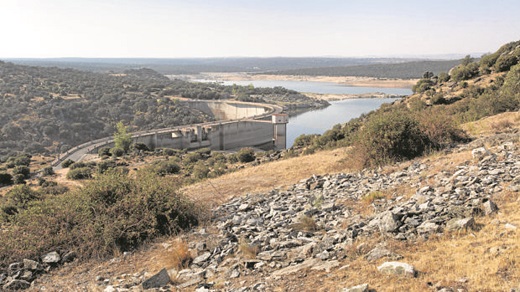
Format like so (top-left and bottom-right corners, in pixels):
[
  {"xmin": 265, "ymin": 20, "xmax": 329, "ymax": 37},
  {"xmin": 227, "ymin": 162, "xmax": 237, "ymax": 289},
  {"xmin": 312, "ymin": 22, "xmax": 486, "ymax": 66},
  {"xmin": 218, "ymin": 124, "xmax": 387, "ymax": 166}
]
[
  {"xmin": 41, "ymin": 251, "xmax": 60, "ymax": 264},
  {"xmin": 482, "ymin": 200, "xmax": 498, "ymax": 215},
  {"xmin": 365, "ymin": 246, "xmax": 403, "ymax": 262},
  {"xmin": 446, "ymin": 217, "xmax": 476, "ymax": 231},
  {"xmin": 377, "ymin": 262, "xmax": 416, "ymax": 277},
  {"xmin": 342, "ymin": 283, "xmax": 369, "ymax": 292},
  {"xmin": 3, "ymin": 279, "xmax": 31, "ymax": 290},
  {"xmin": 142, "ymin": 268, "xmax": 170, "ymax": 289}
]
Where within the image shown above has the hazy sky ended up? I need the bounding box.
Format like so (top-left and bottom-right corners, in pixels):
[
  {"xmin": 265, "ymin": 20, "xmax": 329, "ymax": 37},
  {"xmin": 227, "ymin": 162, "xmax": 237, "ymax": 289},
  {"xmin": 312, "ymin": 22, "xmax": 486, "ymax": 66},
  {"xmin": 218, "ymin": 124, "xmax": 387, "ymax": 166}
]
[{"xmin": 1, "ymin": 0, "xmax": 519, "ymax": 58}]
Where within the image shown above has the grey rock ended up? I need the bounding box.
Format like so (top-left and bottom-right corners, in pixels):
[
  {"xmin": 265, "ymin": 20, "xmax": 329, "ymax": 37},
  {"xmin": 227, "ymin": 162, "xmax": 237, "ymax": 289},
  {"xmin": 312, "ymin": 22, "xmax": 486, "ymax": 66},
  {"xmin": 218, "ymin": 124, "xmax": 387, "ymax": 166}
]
[
  {"xmin": 342, "ymin": 283, "xmax": 369, "ymax": 292},
  {"xmin": 417, "ymin": 222, "xmax": 441, "ymax": 234},
  {"xmin": 377, "ymin": 261, "xmax": 416, "ymax": 277},
  {"xmin": 482, "ymin": 200, "xmax": 498, "ymax": 215},
  {"xmin": 375, "ymin": 211, "xmax": 401, "ymax": 233},
  {"xmin": 41, "ymin": 251, "xmax": 61, "ymax": 264},
  {"xmin": 3, "ymin": 279, "xmax": 31, "ymax": 290},
  {"xmin": 229, "ymin": 269, "xmax": 240, "ymax": 278},
  {"xmin": 365, "ymin": 246, "xmax": 403, "ymax": 261},
  {"xmin": 142, "ymin": 268, "xmax": 170, "ymax": 289},
  {"xmin": 472, "ymin": 147, "xmax": 490, "ymax": 159},
  {"xmin": 446, "ymin": 217, "xmax": 475, "ymax": 231},
  {"xmin": 8, "ymin": 263, "xmax": 22, "ymax": 272},
  {"xmin": 22, "ymin": 259, "xmax": 41, "ymax": 271},
  {"xmin": 192, "ymin": 252, "xmax": 211, "ymax": 266}
]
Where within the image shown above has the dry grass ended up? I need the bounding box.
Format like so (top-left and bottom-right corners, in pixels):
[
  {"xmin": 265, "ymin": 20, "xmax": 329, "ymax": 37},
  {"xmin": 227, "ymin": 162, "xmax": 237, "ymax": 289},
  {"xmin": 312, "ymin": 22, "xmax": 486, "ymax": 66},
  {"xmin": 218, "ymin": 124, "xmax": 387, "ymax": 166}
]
[
  {"xmin": 238, "ymin": 237, "xmax": 260, "ymax": 259},
  {"xmin": 151, "ymin": 239, "xmax": 192, "ymax": 272},
  {"xmin": 292, "ymin": 215, "xmax": 320, "ymax": 232},
  {"xmin": 184, "ymin": 147, "xmax": 354, "ymax": 205},
  {"xmin": 461, "ymin": 111, "xmax": 520, "ymax": 136},
  {"xmin": 310, "ymin": 189, "xmax": 520, "ymax": 292},
  {"xmin": 362, "ymin": 191, "xmax": 388, "ymax": 205}
]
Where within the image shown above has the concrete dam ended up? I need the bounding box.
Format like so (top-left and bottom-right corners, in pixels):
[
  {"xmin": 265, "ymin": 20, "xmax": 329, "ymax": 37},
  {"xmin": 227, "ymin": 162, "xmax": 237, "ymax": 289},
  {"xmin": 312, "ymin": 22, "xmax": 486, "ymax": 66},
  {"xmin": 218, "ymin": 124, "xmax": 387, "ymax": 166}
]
[
  {"xmin": 131, "ymin": 100, "xmax": 288, "ymax": 151},
  {"xmin": 52, "ymin": 100, "xmax": 287, "ymax": 167}
]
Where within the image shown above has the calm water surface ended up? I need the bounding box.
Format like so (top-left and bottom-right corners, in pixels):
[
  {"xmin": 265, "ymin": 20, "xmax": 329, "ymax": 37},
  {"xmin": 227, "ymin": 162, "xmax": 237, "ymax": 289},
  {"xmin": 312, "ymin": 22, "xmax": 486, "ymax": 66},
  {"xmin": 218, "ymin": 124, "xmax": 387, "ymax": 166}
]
[
  {"xmin": 286, "ymin": 98, "xmax": 397, "ymax": 147},
  {"xmin": 195, "ymin": 78, "xmax": 410, "ymax": 147}
]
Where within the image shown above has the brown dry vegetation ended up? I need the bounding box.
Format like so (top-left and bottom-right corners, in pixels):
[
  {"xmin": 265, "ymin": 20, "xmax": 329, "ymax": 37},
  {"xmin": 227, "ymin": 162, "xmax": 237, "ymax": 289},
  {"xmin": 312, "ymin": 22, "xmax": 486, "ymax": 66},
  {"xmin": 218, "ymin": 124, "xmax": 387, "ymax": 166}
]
[
  {"xmin": 183, "ymin": 147, "xmax": 354, "ymax": 207},
  {"xmin": 22, "ymin": 111, "xmax": 520, "ymax": 291}
]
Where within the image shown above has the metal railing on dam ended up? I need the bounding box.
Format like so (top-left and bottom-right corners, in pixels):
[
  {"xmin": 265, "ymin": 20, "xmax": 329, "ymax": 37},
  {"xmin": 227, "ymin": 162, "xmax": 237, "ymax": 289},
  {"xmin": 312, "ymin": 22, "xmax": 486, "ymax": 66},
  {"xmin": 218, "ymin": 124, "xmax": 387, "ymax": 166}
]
[{"xmin": 51, "ymin": 100, "xmax": 284, "ymax": 169}]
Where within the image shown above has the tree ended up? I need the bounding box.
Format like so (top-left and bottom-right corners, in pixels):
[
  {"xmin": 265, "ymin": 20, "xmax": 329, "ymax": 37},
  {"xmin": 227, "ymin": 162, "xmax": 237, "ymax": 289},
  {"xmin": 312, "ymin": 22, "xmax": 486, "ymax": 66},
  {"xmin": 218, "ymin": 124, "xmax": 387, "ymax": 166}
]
[{"xmin": 114, "ymin": 121, "xmax": 132, "ymax": 153}]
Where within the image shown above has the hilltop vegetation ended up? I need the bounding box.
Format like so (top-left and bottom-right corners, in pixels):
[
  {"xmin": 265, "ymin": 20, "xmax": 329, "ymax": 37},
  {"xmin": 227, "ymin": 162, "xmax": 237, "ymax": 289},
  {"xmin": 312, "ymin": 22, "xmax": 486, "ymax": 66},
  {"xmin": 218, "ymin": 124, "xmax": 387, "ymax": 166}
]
[
  {"xmin": 268, "ymin": 60, "xmax": 461, "ymax": 79},
  {"xmin": 0, "ymin": 61, "xmax": 323, "ymax": 160}
]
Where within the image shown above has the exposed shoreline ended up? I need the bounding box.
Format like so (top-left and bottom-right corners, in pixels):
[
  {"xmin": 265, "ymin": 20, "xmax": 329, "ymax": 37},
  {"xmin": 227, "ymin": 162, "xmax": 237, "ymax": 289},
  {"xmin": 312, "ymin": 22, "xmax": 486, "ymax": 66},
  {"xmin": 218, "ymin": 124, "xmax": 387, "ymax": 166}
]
[
  {"xmin": 169, "ymin": 72, "xmax": 415, "ymax": 101},
  {"xmin": 175, "ymin": 72, "xmax": 417, "ymax": 89}
]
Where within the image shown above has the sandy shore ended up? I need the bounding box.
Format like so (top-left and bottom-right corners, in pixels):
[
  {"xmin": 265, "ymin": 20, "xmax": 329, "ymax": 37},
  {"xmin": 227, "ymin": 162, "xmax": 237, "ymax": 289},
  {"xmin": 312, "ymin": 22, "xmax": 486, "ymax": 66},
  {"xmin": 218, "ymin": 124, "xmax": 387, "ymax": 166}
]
[
  {"xmin": 304, "ymin": 92, "xmax": 404, "ymax": 101},
  {"xmin": 182, "ymin": 72, "xmax": 417, "ymax": 89}
]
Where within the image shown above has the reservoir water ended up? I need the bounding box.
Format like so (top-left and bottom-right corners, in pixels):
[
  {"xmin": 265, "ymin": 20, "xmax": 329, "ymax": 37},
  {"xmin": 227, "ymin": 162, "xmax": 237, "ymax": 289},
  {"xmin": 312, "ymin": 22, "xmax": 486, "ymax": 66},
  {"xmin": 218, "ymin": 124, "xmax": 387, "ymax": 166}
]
[
  {"xmin": 211, "ymin": 79, "xmax": 412, "ymax": 96},
  {"xmin": 195, "ymin": 78, "xmax": 412, "ymax": 147},
  {"xmin": 286, "ymin": 98, "xmax": 397, "ymax": 147}
]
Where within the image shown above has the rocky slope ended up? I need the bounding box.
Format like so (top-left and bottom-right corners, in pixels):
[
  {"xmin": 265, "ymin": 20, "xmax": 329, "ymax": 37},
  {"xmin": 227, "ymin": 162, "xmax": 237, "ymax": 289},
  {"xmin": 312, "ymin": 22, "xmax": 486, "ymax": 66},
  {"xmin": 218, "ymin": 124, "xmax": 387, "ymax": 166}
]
[{"xmin": 21, "ymin": 131, "xmax": 519, "ymax": 291}]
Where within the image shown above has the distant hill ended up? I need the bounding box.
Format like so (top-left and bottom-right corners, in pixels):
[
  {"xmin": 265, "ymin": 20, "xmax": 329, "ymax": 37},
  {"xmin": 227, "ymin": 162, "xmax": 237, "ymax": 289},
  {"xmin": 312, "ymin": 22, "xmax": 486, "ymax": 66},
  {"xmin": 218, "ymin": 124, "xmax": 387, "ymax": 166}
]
[
  {"xmin": 6, "ymin": 57, "xmax": 451, "ymax": 75},
  {"xmin": 268, "ymin": 60, "xmax": 462, "ymax": 79}
]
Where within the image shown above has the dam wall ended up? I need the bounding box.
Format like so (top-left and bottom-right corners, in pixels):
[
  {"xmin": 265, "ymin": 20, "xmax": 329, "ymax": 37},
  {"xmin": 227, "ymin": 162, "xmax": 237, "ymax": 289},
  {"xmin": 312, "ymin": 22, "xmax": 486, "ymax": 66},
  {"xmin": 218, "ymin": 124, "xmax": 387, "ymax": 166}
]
[{"xmin": 52, "ymin": 100, "xmax": 286, "ymax": 168}]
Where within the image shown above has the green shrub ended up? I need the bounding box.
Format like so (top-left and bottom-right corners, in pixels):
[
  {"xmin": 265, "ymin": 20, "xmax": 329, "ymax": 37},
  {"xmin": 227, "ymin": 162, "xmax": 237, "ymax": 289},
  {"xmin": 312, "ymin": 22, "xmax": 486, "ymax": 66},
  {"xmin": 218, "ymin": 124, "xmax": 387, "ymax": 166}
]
[
  {"xmin": 0, "ymin": 185, "xmax": 40, "ymax": 221},
  {"xmin": 69, "ymin": 161, "xmax": 87, "ymax": 170},
  {"xmin": 110, "ymin": 147, "xmax": 125, "ymax": 157},
  {"xmin": 355, "ymin": 108, "xmax": 429, "ymax": 167},
  {"xmin": 163, "ymin": 148, "xmax": 177, "ymax": 156},
  {"xmin": 237, "ymin": 148, "xmax": 255, "ymax": 163},
  {"xmin": 98, "ymin": 147, "xmax": 111, "ymax": 157},
  {"xmin": 42, "ymin": 166, "xmax": 55, "ymax": 176},
  {"xmin": 192, "ymin": 162, "xmax": 210, "ymax": 180},
  {"xmin": 66, "ymin": 167, "xmax": 93, "ymax": 180},
  {"xmin": 416, "ymin": 109, "xmax": 468, "ymax": 150},
  {"xmin": 133, "ymin": 143, "xmax": 149, "ymax": 152},
  {"xmin": 12, "ymin": 166, "xmax": 30, "ymax": 178},
  {"xmin": 211, "ymin": 162, "xmax": 227, "ymax": 177},
  {"xmin": 61, "ymin": 159, "xmax": 75, "ymax": 168},
  {"xmin": 438, "ymin": 72, "xmax": 450, "ymax": 83},
  {"xmin": 0, "ymin": 172, "xmax": 13, "ymax": 186},
  {"xmin": 412, "ymin": 78, "xmax": 434, "ymax": 93},
  {"xmin": 97, "ymin": 160, "xmax": 117, "ymax": 174},
  {"xmin": 12, "ymin": 174, "xmax": 26, "ymax": 185},
  {"xmin": 0, "ymin": 171, "xmax": 199, "ymax": 264},
  {"xmin": 8, "ymin": 155, "xmax": 31, "ymax": 167},
  {"xmin": 293, "ymin": 134, "xmax": 317, "ymax": 148},
  {"xmin": 450, "ymin": 63, "xmax": 479, "ymax": 82},
  {"xmin": 184, "ymin": 152, "xmax": 202, "ymax": 164},
  {"xmin": 195, "ymin": 147, "xmax": 211, "ymax": 156},
  {"xmin": 153, "ymin": 160, "xmax": 181, "ymax": 176},
  {"xmin": 227, "ymin": 154, "xmax": 239, "ymax": 164}
]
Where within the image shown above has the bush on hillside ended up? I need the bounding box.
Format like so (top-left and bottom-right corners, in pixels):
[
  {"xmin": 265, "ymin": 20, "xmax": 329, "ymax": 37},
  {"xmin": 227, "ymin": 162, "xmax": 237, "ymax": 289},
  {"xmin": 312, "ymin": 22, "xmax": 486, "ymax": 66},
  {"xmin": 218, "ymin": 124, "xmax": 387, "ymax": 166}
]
[
  {"xmin": 110, "ymin": 147, "xmax": 125, "ymax": 157},
  {"xmin": 0, "ymin": 171, "xmax": 199, "ymax": 263},
  {"xmin": 153, "ymin": 160, "xmax": 181, "ymax": 176},
  {"xmin": 354, "ymin": 108, "xmax": 429, "ymax": 167},
  {"xmin": 61, "ymin": 159, "xmax": 75, "ymax": 168},
  {"xmin": 98, "ymin": 147, "xmax": 111, "ymax": 157},
  {"xmin": 0, "ymin": 172, "xmax": 13, "ymax": 186},
  {"xmin": 237, "ymin": 148, "xmax": 256, "ymax": 163},
  {"xmin": 66, "ymin": 167, "xmax": 93, "ymax": 180},
  {"xmin": 12, "ymin": 166, "xmax": 30, "ymax": 178}
]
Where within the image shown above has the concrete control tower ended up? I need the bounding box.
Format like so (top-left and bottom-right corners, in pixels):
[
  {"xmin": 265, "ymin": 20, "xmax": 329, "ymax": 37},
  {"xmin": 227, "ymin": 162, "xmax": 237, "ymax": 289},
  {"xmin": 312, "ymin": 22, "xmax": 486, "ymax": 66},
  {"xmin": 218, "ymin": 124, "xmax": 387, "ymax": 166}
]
[{"xmin": 272, "ymin": 113, "xmax": 289, "ymax": 150}]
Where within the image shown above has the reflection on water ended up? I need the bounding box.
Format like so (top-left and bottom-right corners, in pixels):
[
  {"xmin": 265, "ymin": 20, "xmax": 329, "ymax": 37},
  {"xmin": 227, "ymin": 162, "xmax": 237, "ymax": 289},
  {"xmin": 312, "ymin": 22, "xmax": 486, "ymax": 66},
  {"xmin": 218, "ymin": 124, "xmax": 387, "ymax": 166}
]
[{"xmin": 287, "ymin": 98, "xmax": 398, "ymax": 147}]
